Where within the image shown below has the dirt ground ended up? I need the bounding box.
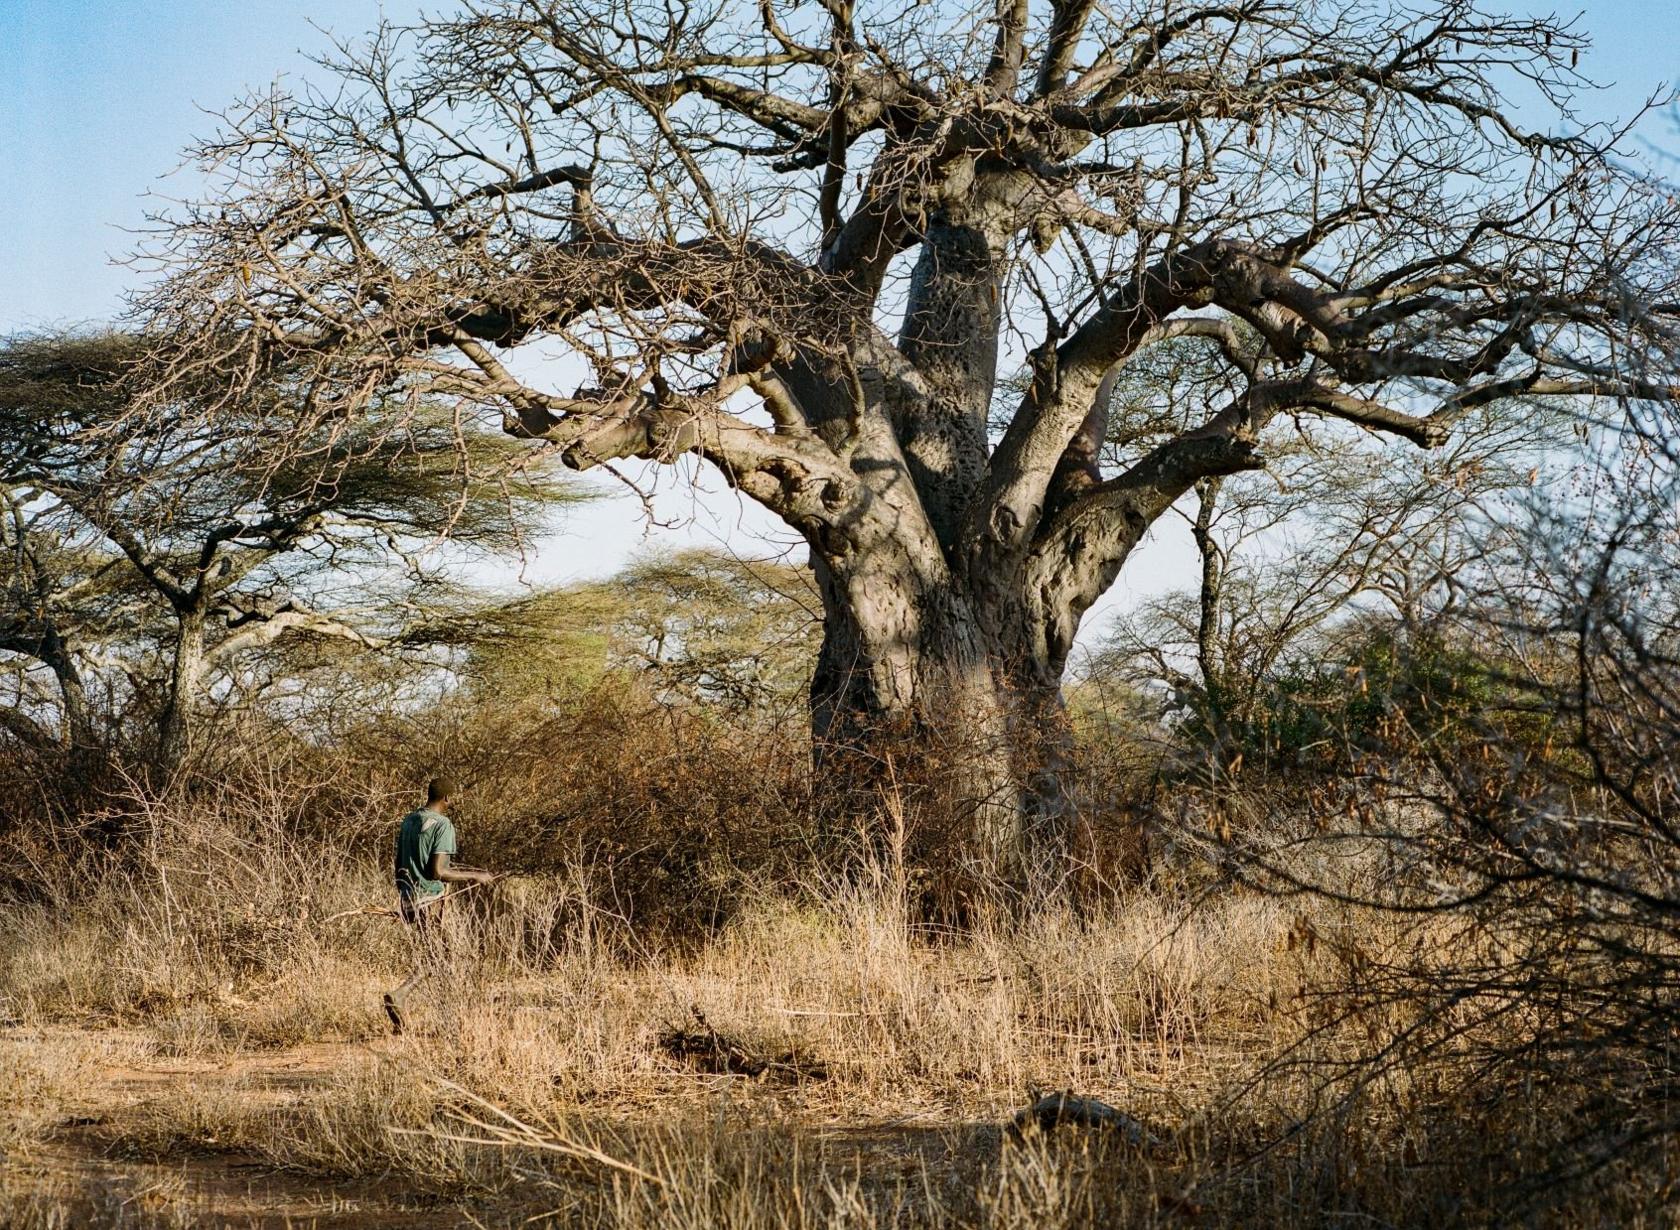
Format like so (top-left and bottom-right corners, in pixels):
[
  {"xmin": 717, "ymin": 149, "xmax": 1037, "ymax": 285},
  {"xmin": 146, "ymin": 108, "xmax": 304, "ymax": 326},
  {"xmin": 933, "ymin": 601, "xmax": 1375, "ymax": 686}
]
[
  {"xmin": 3, "ymin": 1026, "xmax": 473, "ymax": 1227},
  {"xmin": 0, "ymin": 1024, "xmax": 1008, "ymax": 1229}
]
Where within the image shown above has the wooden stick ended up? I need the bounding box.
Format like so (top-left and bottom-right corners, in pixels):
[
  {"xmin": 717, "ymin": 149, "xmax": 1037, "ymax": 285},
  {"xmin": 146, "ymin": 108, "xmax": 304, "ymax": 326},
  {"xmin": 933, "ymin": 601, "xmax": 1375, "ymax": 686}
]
[
  {"xmin": 319, "ymin": 874, "xmax": 508, "ymax": 926},
  {"xmin": 320, "ymin": 904, "xmax": 400, "ymax": 925}
]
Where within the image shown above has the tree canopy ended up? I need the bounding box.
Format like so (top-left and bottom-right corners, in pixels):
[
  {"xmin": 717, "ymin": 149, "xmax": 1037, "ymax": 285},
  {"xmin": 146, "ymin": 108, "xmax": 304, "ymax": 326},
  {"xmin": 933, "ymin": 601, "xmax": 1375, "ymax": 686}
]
[
  {"xmin": 0, "ymin": 330, "xmax": 586, "ymax": 766},
  {"xmin": 131, "ymin": 0, "xmax": 1680, "ymax": 859}
]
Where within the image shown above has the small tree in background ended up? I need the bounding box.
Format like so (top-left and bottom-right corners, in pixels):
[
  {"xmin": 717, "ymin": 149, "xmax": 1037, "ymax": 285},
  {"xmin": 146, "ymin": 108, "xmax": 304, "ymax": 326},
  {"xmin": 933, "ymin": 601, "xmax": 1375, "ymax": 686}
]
[
  {"xmin": 418, "ymin": 548, "xmax": 819, "ymax": 708},
  {"xmin": 0, "ymin": 481, "xmax": 138, "ymax": 753},
  {"xmin": 1096, "ymin": 396, "xmax": 1545, "ymax": 773},
  {"xmin": 0, "ymin": 331, "xmax": 587, "ymax": 775}
]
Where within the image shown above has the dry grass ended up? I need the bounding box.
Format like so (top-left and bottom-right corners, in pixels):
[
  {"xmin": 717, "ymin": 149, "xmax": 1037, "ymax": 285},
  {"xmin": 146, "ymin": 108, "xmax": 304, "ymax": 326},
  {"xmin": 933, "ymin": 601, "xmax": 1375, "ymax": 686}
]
[{"xmin": 2, "ymin": 774, "xmax": 1675, "ymax": 1227}]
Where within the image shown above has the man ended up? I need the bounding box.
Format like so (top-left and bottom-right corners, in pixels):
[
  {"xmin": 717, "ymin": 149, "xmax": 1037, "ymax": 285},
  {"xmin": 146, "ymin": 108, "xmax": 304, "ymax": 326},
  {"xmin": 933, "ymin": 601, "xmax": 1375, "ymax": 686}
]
[{"xmin": 383, "ymin": 775, "xmax": 496, "ymax": 1034}]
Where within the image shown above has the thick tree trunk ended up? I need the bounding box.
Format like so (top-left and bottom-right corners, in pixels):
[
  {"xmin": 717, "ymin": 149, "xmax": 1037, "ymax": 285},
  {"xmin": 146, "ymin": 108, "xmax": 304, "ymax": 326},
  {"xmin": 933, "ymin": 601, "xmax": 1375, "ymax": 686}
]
[
  {"xmin": 158, "ymin": 611, "xmax": 206, "ymax": 776},
  {"xmin": 808, "ymin": 543, "xmax": 1076, "ymax": 882},
  {"xmin": 893, "ymin": 220, "xmax": 999, "ymax": 547}
]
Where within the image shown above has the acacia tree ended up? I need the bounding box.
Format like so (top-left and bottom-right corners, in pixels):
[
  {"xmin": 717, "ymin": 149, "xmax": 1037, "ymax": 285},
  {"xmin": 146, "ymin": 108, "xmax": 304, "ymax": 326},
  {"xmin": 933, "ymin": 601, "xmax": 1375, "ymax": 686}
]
[
  {"xmin": 2, "ymin": 332, "xmax": 579, "ymax": 773},
  {"xmin": 1097, "ymin": 388, "xmax": 1542, "ymax": 762},
  {"xmin": 447, "ymin": 548, "xmax": 820, "ymax": 708},
  {"xmin": 145, "ymin": 0, "xmax": 1680, "ymax": 865},
  {"xmin": 0, "ymin": 483, "xmax": 127, "ymax": 751},
  {"xmin": 0, "ymin": 336, "xmax": 151, "ymax": 753}
]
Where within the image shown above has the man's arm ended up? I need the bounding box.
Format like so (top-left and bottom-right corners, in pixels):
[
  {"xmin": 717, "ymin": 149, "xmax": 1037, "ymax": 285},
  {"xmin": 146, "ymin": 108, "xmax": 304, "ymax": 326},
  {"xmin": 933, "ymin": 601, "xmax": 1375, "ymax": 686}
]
[{"xmin": 427, "ymin": 848, "xmax": 496, "ymax": 886}]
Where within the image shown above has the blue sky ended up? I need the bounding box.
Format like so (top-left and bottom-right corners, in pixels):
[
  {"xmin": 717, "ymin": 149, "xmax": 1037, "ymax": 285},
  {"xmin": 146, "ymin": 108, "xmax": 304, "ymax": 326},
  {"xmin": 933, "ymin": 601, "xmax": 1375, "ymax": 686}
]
[
  {"xmin": 4, "ymin": 1, "xmax": 1676, "ymax": 332},
  {"xmin": 3, "ymin": 0, "xmax": 1677, "ymax": 620}
]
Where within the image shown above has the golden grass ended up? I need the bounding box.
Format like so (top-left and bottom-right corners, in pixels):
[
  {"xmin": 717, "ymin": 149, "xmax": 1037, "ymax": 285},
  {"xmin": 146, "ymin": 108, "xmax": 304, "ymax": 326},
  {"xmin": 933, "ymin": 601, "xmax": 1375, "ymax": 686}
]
[{"xmin": 2, "ymin": 794, "xmax": 1674, "ymax": 1227}]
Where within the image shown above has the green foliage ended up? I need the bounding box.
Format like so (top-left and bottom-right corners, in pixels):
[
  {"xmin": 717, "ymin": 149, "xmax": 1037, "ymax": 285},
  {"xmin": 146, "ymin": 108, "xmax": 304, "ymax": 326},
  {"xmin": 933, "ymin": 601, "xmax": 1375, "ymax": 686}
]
[
  {"xmin": 1236, "ymin": 624, "xmax": 1508, "ymax": 768},
  {"xmin": 0, "ymin": 329, "xmax": 594, "ymax": 753},
  {"xmin": 433, "ymin": 549, "xmax": 819, "ymax": 710},
  {"xmin": 431, "ymin": 582, "xmax": 622, "ymax": 700},
  {"xmin": 608, "ymin": 551, "xmax": 819, "ymax": 710}
]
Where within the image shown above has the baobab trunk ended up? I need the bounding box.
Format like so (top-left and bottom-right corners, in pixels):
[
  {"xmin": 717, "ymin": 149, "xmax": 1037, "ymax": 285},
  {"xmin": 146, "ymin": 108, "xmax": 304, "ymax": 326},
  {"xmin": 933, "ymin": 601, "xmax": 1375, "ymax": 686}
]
[
  {"xmin": 152, "ymin": 0, "xmax": 1680, "ymax": 893},
  {"xmin": 808, "ymin": 544, "xmax": 1076, "ymax": 879}
]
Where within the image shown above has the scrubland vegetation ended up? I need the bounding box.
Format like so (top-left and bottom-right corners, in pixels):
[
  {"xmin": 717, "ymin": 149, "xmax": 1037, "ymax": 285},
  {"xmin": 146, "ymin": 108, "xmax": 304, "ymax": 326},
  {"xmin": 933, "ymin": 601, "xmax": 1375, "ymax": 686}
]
[
  {"xmin": 8, "ymin": 0, "xmax": 1680, "ymax": 1223},
  {"xmin": 5, "ymin": 575, "xmax": 1680, "ymax": 1228}
]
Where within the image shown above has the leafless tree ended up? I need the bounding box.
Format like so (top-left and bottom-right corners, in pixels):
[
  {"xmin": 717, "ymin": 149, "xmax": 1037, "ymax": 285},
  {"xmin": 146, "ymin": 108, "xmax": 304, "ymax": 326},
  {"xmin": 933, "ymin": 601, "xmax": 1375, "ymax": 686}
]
[
  {"xmin": 140, "ymin": 0, "xmax": 1680, "ymax": 868},
  {"xmin": 1167, "ymin": 406, "xmax": 1680, "ymax": 1210}
]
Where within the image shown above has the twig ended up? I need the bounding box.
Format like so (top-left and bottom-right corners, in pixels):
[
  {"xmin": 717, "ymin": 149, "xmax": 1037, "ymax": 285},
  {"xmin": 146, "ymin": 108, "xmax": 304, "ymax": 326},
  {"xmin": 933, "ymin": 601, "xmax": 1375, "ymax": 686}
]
[
  {"xmin": 320, "ymin": 904, "xmax": 400, "ymax": 925},
  {"xmin": 404, "ymin": 1078, "xmax": 665, "ymax": 1186},
  {"xmin": 318, "ymin": 875, "xmax": 506, "ymax": 926},
  {"xmin": 766, "ymin": 1006, "xmax": 868, "ymax": 1017}
]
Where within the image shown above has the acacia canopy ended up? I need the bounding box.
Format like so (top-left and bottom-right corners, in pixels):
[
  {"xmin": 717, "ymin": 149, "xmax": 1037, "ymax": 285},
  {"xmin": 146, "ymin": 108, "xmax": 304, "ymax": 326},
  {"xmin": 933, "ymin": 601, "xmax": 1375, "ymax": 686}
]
[
  {"xmin": 141, "ymin": 0, "xmax": 1680, "ymax": 861},
  {"xmin": 1, "ymin": 331, "xmax": 579, "ymax": 769}
]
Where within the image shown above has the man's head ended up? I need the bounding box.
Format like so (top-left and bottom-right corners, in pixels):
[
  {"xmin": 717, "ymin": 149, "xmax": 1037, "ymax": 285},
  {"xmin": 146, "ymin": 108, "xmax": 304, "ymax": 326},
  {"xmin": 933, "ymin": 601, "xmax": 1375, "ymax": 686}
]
[{"xmin": 426, "ymin": 776, "xmax": 456, "ymax": 812}]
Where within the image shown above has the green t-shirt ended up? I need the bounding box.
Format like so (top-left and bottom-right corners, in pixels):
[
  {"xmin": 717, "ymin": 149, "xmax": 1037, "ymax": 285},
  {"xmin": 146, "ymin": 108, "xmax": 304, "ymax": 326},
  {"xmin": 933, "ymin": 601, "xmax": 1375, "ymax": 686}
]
[{"xmin": 394, "ymin": 808, "xmax": 457, "ymax": 901}]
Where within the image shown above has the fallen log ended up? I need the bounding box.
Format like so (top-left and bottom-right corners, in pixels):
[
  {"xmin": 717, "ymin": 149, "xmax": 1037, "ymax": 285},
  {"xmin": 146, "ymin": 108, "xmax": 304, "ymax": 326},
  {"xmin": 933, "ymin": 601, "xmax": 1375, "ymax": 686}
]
[
  {"xmin": 657, "ymin": 1005, "xmax": 828, "ymax": 1083},
  {"xmin": 1006, "ymin": 1090, "xmax": 1161, "ymax": 1148}
]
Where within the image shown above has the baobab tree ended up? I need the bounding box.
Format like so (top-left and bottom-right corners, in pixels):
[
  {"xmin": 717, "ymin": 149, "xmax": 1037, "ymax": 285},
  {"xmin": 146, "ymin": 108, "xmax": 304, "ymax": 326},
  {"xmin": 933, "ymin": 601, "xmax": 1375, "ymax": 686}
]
[{"xmin": 142, "ymin": 0, "xmax": 1680, "ymax": 868}]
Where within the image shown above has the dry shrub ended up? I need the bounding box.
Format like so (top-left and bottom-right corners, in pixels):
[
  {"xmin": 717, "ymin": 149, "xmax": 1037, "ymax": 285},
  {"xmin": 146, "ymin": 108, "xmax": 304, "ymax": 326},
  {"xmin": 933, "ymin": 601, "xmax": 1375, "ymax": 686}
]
[
  {"xmin": 3, "ymin": 669, "xmax": 1165, "ymax": 954},
  {"xmin": 8, "ymin": 813, "xmax": 1680, "ymax": 1225},
  {"xmin": 0, "ymin": 1030, "xmax": 127, "ymax": 1154},
  {"xmin": 0, "ymin": 775, "xmax": 396, "ymax": 1029},
  {"xmin": 0, "ymin": 1176, "xmax": 205, "ymax": 1230},
  {"xmin": 5, "ymin": 658, "xmax": 1679, "ymax": 1222},
  {"xmin": 205, "ymin": 678, "xmax": 824, "ymax": 939},
  {"xmin": 314, "ymin": 673, "xmax": 1163, "ymax": 932}
]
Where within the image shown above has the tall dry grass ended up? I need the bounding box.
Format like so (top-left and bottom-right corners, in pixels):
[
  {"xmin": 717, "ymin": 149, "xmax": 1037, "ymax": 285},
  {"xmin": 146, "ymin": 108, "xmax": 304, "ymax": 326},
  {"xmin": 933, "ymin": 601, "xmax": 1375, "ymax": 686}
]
[
  {"xmin": 6, "ymin": 765, "xmax": 1675, "ymax": 1227},
  {"xmin": 4, "ymin": 686, "xmax": 1678, "ymax": 1226}
]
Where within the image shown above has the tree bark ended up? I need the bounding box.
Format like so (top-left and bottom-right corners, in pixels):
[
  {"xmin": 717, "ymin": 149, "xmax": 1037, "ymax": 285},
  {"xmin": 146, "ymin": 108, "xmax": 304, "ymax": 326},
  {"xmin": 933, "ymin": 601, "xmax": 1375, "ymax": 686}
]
[
  {"xmin": 1190, "ymin": 477, "xmax": 1230, "ymax": 744},
  {"xmin": 808, "ymin": 548, "xmax": 1035, "ymax": 871},
  {"xmin": 158, "ymin": 609, "xmax": 206, "ymax": 776},
  {"xmin": 806, "ymin": 528, "xmax": 1097, "ymax": 883},
  {"xmin": 44, "ymin": 631, "xmax": 94, "ymax": 753},
  {"xmin": 151, "ymin": 0, "xmax": 1678, "ymax": 876},
  {"xmin": 0, "ymin": 621, "xmax": 96, "ymax": 753},
  {"xmin": 894, "ymin": 219, "xmax": 1000, "ymax": 547}
]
